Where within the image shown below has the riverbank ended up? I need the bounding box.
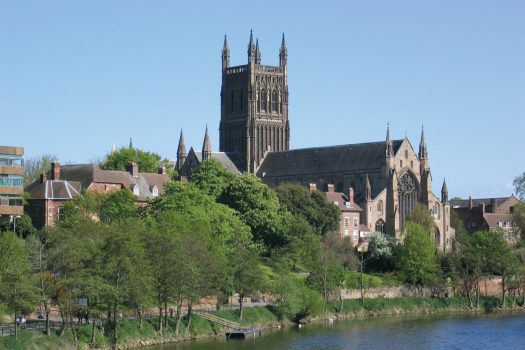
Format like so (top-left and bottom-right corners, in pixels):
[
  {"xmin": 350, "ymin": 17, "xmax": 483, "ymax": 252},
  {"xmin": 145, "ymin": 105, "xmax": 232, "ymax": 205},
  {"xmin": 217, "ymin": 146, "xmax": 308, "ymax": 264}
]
[{"xmin": 2, "ymin": 297, "xmax": 524, "ymax": 350}]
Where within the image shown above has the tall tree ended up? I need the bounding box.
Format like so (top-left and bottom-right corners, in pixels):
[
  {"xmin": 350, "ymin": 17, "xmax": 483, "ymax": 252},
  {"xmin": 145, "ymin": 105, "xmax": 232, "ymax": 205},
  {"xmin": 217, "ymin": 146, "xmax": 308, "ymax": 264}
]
[
  {"xmin": 229, "ymin": 237, "xmax": 264, "ymax": 320},
  {"xmin": 219, "ymin": 174, "xmax": 286, "ymax": 252},
  {"xmin": 395, "ymin": 222, "xmax": 440, "ymax": 291},
  {"xmin": 0, "ymin": 232, "xmax": 38, "ymax": 339},
  {"xmin": 100, "ymin": 147, "xmax": 162, "ymax": 173}
]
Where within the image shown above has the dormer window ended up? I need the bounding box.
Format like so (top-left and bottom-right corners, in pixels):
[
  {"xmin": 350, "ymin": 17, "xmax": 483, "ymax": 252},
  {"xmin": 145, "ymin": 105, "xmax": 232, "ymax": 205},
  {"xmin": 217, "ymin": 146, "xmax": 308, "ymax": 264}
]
[
  {"xmin": 151, "ymin": 185, "xmax": 159, "ymax": 197},
  {"xmin": 132, "ymin": 184, "xmax": 140, "ymax": 196}
]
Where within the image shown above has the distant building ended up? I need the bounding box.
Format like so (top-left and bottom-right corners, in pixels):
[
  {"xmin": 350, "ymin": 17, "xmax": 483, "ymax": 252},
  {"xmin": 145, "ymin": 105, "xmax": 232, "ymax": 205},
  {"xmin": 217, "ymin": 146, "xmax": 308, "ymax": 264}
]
[
  {"xmin": 25, "ymin": 163, "xmax": 81, "ymax": 229},
  {"xmin": 0, "ymin": 145, "xmax": 24, "ymax": 220},
  {"xmin": 451, "ymin": 196, "xmax": 521, "ymax": 244},
  {"xmin": 25, "ymin": 162, "xmax": 171, "ymax": 227},
  {"xmin": 319, "ymin": 184, "xmax": 367, "ymax": 245}
]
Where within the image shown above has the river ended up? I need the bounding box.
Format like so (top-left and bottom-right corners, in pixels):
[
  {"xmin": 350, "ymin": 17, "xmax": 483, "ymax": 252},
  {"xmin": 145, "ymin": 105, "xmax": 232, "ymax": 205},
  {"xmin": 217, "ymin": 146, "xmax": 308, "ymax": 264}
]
[{"xmin": 147, "ymin": 313, "xmax": 525, "ymax": 350}]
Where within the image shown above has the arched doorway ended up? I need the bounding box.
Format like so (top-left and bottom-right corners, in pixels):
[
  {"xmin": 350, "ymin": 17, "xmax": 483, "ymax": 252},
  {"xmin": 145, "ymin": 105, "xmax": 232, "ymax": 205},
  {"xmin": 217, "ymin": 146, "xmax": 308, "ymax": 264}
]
[
  {"xmin": 434, "ymin": 227, "xmax": 441, "ymax": 246},
  {"xmin": 398, "ymin": 171, "xmax": 420, "ymax": 229}
]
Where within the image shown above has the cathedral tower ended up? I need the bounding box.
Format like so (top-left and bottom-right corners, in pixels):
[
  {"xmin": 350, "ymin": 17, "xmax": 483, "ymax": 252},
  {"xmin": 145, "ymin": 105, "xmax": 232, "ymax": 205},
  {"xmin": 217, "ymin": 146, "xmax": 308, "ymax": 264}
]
[{"xmin": 220, "ymin": 31, "xmax": 290, "ymax": 173}]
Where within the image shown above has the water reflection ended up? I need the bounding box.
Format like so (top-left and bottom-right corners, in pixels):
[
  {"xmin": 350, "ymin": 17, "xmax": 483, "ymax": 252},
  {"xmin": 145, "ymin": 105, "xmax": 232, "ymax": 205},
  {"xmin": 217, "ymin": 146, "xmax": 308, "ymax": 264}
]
[{"xmin": 149, "ymin": 313, "xmax": 525, "ymax": 350}]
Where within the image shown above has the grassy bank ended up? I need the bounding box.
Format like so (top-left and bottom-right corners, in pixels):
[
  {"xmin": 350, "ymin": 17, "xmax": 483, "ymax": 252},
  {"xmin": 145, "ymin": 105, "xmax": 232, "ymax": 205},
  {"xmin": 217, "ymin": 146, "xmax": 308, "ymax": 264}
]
[
  {"xmin": 2, "ymin": 299, "xmax": 523, "ymax": 349},
  {"xmin": 327, "ymin": 296, "xmax": 525, "ymax": 318}
]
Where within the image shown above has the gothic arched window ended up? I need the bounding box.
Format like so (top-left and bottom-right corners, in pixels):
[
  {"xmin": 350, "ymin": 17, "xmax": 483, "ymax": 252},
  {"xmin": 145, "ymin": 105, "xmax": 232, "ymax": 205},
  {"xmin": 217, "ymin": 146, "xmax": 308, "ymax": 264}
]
[
  {"xmin": 398, "ymin": 171, "xmax": 420, "ymax": 229},
  {"xmin": 377, "ymin": 200, "xmax": 383, "ymax": 214},
  {"xmin": 434, "ymin": 202, "xmax": 440, "ymax": 220},
  {"xmin": 271, "ymin": 90, "xmax": 278, "ymax": 113},
  {"xmin": 375, "ymin": 219, "xmax": 385, "ymax": 233},
  {"xmin": 434, "ymin": 227, "xmax": 441, "ymax": 246},
  {"xmin": 261, "ymin": 89, "xmax": 267, "ymax": 112},
  {"xmin": 256, "ymin": 90, "xmax": 260, "ymax": 112}
]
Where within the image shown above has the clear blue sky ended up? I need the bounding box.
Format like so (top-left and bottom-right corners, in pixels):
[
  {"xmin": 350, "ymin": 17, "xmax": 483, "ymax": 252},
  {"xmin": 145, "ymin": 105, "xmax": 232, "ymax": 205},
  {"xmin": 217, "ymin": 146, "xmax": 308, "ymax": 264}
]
[{"xmin": 1, "ymin": 0, "xmax": 524, "ymax": 198}]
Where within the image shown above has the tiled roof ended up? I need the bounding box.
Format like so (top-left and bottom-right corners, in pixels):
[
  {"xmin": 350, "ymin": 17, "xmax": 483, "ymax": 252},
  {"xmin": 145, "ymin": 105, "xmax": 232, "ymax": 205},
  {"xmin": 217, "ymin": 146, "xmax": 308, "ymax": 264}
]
[
  {"xmin": 450, "ymin": 197, "xmax": 513, "ymax": 209},
  {"xmin": 59, "ymin": 164, "xmax": 170, "ymax": 201},
  {"xmin": 483, "ymin": 213, "xmax": 515, "ymax": 229},
  {"xmin": 257, "ymin": 140, "xmax": 403, "ymax": 178},
  {"xmin": 25, "ymin": 180, "xmax": 81, "ymax": 200},
  {"xmin": 325, "ymin": 191, "xmax": 362, "ymax": 212},
  {"xmin": 193, "ymin": 151, "xmax": 243, "ymax": 174}
]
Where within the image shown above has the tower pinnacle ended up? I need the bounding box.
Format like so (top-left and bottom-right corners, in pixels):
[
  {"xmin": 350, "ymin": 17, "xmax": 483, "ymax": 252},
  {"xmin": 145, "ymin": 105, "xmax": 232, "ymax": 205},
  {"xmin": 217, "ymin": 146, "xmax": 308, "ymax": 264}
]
[
  {"xmin": 202, "ymin": 125, "xmax": 212, "ymax": 161},
  {"xmin": 248, "ymin": 30, "xmax": 255, "ymax": 62},
  {"xmin": 419, "ymin": 125, "xmax": 428, "ymax": 160},
  {"xmin": 222, "ymin": 34, "xmax": 230, "ymax": 70},
  {"xmin": 279, "ymin": 33, "xmax": 287, "ymax": 67},
  {"xmin": 176, "ymin": 129, "xmax": 187, "ymax": 171}
]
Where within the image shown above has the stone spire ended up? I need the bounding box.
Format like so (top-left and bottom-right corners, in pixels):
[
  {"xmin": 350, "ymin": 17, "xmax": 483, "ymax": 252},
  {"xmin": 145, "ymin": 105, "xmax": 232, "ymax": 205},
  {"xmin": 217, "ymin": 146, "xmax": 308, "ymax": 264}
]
[
  {"xmin": 129, "ymin": 137, "xmax": 133, "ymax": 149},
  {"xmin": 222, "ymin": 34, "xmax": 230, "ymax": 70},
  {"xmin": 111, "ymin": 143, "xmax": 116, "ymax": 154},
  {"xmin": 385, "ymin": 122, "xmax": 393, "ymax": 157},
  {"xmin": 279, "ymin": 33, "xmax": 287, "ymax": 67},
  {"xmin": 255, "ymin": 38, "xmax": 261, "ymax": 64},
  {"xmin": 419, "ymin": 125, "xmax": 428, "ymax": 160},
  {"xmin": 176, "ymin": 129, "xmax": 187, "ymax": 171},
  {"xmin": 441, "ymin": 178, "xmax": 448, "ymax": 203},
  {"xmin": 365, "ymin": 174, "xmax": 372, "ymax": 200},
  {"xmin": 202, "ymin": 125, "xmax": 212, "ymax": 161},
  {"xmin": 247, "ymin": 30, "xmax": 255, "ymax": 63}
]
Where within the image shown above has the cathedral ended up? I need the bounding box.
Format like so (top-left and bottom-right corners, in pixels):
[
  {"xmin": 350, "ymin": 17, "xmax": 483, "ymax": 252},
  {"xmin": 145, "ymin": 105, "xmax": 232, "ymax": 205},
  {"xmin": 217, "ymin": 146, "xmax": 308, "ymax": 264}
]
[{"xmin": 177, "ymin": 32, "xmax": 454, "ymax": 251}]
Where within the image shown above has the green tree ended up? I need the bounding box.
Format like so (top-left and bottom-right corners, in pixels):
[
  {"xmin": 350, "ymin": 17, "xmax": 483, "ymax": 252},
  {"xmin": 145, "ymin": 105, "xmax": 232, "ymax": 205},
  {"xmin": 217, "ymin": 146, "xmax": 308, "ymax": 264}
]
[
  {"xmin": 406, "ymin": 203, "xmax": 435, "ymax": 234},
  {"xmin": 99, "ymin": 219, "xmax": 151, "ymax": 347},
  {"xmin": 0, "ymin": 232, "xmax": 38, "ymax": 339},
  {"xmin": 395, "ymin": 222, "xmax": 440, "ymax": 291},
  {"xmin": 24, "ymin": 153, "xmax": 58, "ymax": 181},
  {"xmin": 275, "ymin": 183, "xmax": 340, "ymax": 235},
  {"xmin": 192, "ymin": 159, "xmax": 234, "ymax": 199},
  {"xmin": 273, "ymin": 273, "xmax": 323, "ymax": 321},
  {"xmin": 513, "ymin": 171, "xmax": 525, "ymax": 200},
  {"xmin": 219, "ymin": 174, "xmax": 286, "ymax": 252},
  {"xmin": 0, "ymin": 214, "xmax": 36, "ymax": 238},
  {"xmin": 229, "ymin": 238, "xmax": 264, "ymax": 320},
  {"xmin": 100, "ymin": 147, "xmax": 162, "ymax": 173},
  {"xmin": 100, "ymin": 189, "xmax": 137, "ymax": 223}
]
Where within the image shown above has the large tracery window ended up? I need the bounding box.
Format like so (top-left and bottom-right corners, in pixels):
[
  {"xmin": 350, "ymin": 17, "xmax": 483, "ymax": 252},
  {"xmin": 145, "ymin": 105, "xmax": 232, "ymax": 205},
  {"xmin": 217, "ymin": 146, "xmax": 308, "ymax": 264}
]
[
  {"xmin": 261, "ymin": 89, "xmax": 267, "ymax": 112},
  {"xmin": 398, "ymin": 171, "xmax": 420, "ymax": 229},
  {"xmin": 271, "ymin": 90, "xmax": 278, "ymax": 113}
]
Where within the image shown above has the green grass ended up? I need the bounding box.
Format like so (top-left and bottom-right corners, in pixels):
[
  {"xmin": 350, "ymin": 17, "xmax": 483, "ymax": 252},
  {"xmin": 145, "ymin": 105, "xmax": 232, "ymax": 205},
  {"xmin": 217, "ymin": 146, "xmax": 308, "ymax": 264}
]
[
  {"xmin": 0, "ymin": 330, "xmax": 71, "ymax": 350},
  {"xmin": 328, "ymin": 296, "xmax": 525, "ymax": 316},
  {"xmin": 344, "ymin": 271, "xmax": 402, "ymax": 289},
  {"xmin": 214, "ymin": 306, "xmax": 279, "ymax": 327}
]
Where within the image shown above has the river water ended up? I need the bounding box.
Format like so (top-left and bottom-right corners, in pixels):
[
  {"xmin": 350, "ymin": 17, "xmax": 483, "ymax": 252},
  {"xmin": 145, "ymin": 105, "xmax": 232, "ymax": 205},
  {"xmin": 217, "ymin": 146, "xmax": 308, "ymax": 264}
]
[{"xmin": 147, "ymin": 313, "xmax": 525, "ymax": 350}]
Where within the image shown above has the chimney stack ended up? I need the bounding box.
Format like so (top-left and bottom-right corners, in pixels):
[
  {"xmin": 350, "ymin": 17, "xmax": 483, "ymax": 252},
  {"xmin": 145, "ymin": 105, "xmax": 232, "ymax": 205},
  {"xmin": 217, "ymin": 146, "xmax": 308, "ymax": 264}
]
[
  {"xmin": 479, "ymin": 202, "xmax": 485, "ymax": 214},
  {"xmin": 126, "ymin": 162, "xmax": 139, "ymax": 178},
  {"xmin": 327, "ymin": 184, "xmax": 335, "ymax": 193},
  {"xmin": 348, "ymin": 187, "xmax": 354, "ymax": 204},
  {"xmin": 158, "ymin": 166, "xmax": 166, "ymax": 175},
  {"xmin": 40, "ymin": 172, "xmax": 47, "ymax": 183},
  {"xmin": 309, "ymin": 183, "xmax": 317, "ymax": 193},
  {"xmin": 51, "ymin": 162, "xmax": 60, "ymax": 180}
]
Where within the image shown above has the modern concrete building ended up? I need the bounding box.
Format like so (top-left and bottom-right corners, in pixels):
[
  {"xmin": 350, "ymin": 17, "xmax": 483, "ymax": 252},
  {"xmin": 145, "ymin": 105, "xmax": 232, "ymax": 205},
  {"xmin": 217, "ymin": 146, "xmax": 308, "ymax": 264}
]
[{"xmin": 0, "ymin": 145, "xmax": 25, "ymax": 220}]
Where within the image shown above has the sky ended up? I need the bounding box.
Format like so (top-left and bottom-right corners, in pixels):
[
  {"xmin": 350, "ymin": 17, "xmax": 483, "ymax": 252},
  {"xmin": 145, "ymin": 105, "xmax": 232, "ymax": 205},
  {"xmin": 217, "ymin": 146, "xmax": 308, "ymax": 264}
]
[{"xmin": 1, "ymin": 0, "xmax": 524, "ymax": 198}]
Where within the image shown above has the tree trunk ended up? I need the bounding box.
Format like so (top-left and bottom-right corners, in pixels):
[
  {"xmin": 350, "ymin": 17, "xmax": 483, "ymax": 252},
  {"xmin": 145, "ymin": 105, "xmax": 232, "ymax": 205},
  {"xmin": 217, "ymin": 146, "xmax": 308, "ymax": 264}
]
[
  {"xmin": 239, "ymin": 294, "xmax": 244, "ymax": 320},
  {"xmin": 14, "ymin": 312, "xmax": 18, "ymax": 340},
  {"xmin": 175, "ymin": 297, "xmax": 183, "ymax": 337},
  {"xmin": 45, "ymin": 309, "xmax": 50, "ymax": 337},
  {"xmin": 158, "ymin": 306, "xmax": 163, "ymax": 336},
  {"xmin": 112, "ymin": 304, "xmax": 118, "ymax": 349},
  {"xmin": 501, "ymin": 276, "xmax": 506, "ymax": 309},
  {"xmin": 164, "ymin": 300, "xmax": 168, "ymax": 331},
  {"xmin": 90, "ymin": 319, "xmax": 96, "ymax": 345},
  {"xmin": 138, "ymin": 306, "xmax": 143, "ymax": 330},
  {"xmin": 360, "ymin": 256, "xmax": 365, "ymax": 308},
  {"xmin": 185, "ymin": 304, "xmax": 193, "ymax": 336}
]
